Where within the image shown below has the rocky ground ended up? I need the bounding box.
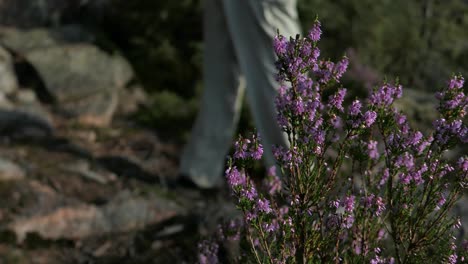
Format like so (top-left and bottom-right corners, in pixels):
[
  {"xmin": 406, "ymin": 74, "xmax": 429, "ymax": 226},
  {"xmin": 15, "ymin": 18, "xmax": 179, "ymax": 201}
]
[
  {"xmin": 0, "ymin": 114, "xmax": 238, "ymax": 264},
  {"xmin": 0, "ymin": 24, "xmax": 239, "ymax": 263}
]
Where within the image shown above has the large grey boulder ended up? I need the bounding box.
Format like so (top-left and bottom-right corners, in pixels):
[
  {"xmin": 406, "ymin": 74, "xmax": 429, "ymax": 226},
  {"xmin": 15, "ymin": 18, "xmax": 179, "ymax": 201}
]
[{"xmin": 0, "ymin": 27, "xmax": 134, "ymax": 126}]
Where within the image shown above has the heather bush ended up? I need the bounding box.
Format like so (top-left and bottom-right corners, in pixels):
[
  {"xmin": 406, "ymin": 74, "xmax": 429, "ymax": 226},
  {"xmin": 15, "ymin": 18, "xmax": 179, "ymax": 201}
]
[{"xmin": 199, "ymin": 20, "xmax": 467, "ymax": 264}]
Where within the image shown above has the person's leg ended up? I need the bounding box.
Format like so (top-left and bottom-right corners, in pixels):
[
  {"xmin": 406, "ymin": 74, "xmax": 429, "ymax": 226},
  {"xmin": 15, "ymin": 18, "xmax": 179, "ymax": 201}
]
[
  {"xmin": 222, "ymin": 0, "xmax": 301, "ymax": 170},
  {"xmin": 179, "ymin": 0, "xmax": 245, "ymax": 189}
]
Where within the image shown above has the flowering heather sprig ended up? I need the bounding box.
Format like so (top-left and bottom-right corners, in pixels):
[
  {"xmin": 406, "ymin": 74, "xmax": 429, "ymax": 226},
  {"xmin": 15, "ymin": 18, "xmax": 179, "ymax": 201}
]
[
  {"xmin": 328, "ymin": 88, "xmax": 347, "ymax": 111},
  {"xmin": 233, "ymin": 133, "xmax": 263, "ymax": 161},
  {"xmin": 202, "ymin": 20, "xmax": 467, "ymax": 264},
  {"xmin": 308, "ymin": 20, "xmax": 321, "ymax": 42},
  {"xmin": 369, "ymin": 82, "xmax": 403, "ymax": 107}
]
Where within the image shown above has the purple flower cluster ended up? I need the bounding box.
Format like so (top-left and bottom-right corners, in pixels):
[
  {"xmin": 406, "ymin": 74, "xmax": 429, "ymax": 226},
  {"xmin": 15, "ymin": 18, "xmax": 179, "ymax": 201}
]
[
  {"xmin": 225, "ymin": 166, "xmax": 246, "ymax": 187},
  {"xmin": 434, "ymin": 75, "xmax": 468, "ymax": 144},
  {"xmin": 360, "ymin": 194, "xmax": 386, "ymax": 216},
  {"xmin": 458, "ymin": 156, "xmax": 468, "ymax": 172},
  {"xmin": 369, "ymin": 83, "xmax": 403, "ymax": 107},
  {"xmin": 233, "ymin": 133, "xmax": 263, "ymax": 160},
  {"xmin": 367, "ymin": 140, "xmax": 379, "ymax": 160},
  {"xmin": 328, "ymin": 88, "xmax": 347, "ymax": 111},
  {"xmin": 308, "ymin": 20, "xmax": 322, "ymax": 42}
]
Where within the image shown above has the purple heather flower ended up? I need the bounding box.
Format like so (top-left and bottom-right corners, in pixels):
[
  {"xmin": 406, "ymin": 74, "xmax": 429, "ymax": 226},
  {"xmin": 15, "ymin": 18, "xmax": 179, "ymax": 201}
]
[
  {"xmin": 330, "ymin": 199, "xmax": 340, "ymax": 209},
  {"xmin": 379, "ymin": 168, "xmax": 390, "ymax": 187},
  {"xmin": 342, "ymin": 214, "xmax": 355, "ymax": 229},
  {"xmin": 448, "ymin": 75, "xmax": 464, "ymax": 90},
  {"xmin": 458, "ymin": 156, "xmax": 468, "ymax": 172},
  {"xmin": 399, "ymin": 172, "xmax": 411, "ymax": 185},
  {"xmin": 408, "ymin": 131, "xmax": 423, "ymax": 146},
  {"xmin": 328, "ymin": 88, "xmax": 347, "ymax": 111},
  {"xmin": 263, "ymin": 221, "xmax": 279, "ymax": 233},
  {"xmin": 375, "ymin": 196, "xmax": 385, "ymax": 216},
  {"xmin": 368, "ymin": 140, "xmax": 379, "ymax": 160},
  {"xmin": 448, "ymin": 254, "xmax": 458, "ymax": 264},
  {"xmin": 234, "ymin": 138, "xmax": 250, "ymax": 159},
  {"xmin": 343, "ymin": 195, "xmax": 355, "ymax": 212},
  {"xmin": 352, "ymin": 239, "xmax": 362, "ymax": 255},
  {"xmin": 377, "ymin": 229, "xmax": 386, "ymax": 241},
  {"xmin": 243, "ymin": 186, "xmax": 258, "ymax": 201},
  {"xmin": 312, "ymin": 47, "xmax": 320, "ymax": 60},
  {"xmin": 308, "ymin": 20, "xmax": 322, "ymax": 42},
  {"xmin": 395, "ymin": 112, "xmax": 407, "ymax": 126},
  {"xmin": 364, "ymin": 110, "xmax": 377, "ymax": 127},
  {"xmin": 250, "ymin": 143, "xmax": 263, "ymax": 160},
  {"xmin": 445, "ymin": 92, "xmax": 465, "ymax": 109},
  {"xmin": 369, "ymin": 83, "xmax": 402, "ymax": 107},
  {"xmin": 436, "ymin": 193, "xmax": 446, "ymax": 210},
  {"xmin": 333, "ymin": 56, "xmax": 349, "ymax": 81},
  {"xmin": 292, "ymin": 97, "xmax": 305, "ymax": 115},
  {"xmin": 297, "ymin": 75, "xmax": 313, "ymax": 96},
  {"xmin": 257, "ymin": 198, "xmax": 272, "ymax": 214},
  {"xmin": 226, "ymin": 166, "xmax": 245, "ymax": 187},
  {"xmin": 361, "ymin": 194, "xmax": 375, "ymax": 208},
  {"xmin": 349, "ymin": 100, "xmax": 362, "ymax": 116},
  {"xmin": 246, "ymin": 211, "xmax": 257, "ymax": 222},
  {"xmin": 417, "ymin": 137, "xmax": 433, "ymax": 154},
  {"xmin": 273, "ymin": 35, "xmax": 288, "ymax": 56},
  {"xmin": 300, "ymin": 41, "xmax": 312, "ymax": 57},
  {"xmin": 289, "ymin": 57, "xmax": 305, "ymax": 76},
  {"xmin": 395, "ymin": 152, "xmax": 414, "ymax": 170}
]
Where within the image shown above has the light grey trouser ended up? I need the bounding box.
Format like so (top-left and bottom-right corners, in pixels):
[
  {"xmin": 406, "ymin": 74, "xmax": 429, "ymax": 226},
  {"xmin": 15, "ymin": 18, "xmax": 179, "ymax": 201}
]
[{"xmin": 180, "ymin": 0, "xmax": 301, "ymax": 188}]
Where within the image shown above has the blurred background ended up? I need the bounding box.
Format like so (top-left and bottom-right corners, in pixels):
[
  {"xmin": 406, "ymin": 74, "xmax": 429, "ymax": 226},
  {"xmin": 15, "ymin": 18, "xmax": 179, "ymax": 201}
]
[{"xmin": 0, "ymin": 0, "xmax": 467, "ymax": 263}]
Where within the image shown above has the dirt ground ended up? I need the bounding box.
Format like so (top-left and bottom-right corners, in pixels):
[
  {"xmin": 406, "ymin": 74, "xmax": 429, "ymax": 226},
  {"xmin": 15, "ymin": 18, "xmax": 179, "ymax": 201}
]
[{"xmin": 0, "ymin": 114, "xmax": 238, "ymax": 264}]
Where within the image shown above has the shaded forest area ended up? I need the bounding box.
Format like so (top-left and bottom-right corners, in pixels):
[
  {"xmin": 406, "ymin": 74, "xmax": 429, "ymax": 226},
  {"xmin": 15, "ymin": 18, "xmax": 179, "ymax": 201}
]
[{"xmin": 0, "ymin": 0, "xmax": 467, "ymax": 263}]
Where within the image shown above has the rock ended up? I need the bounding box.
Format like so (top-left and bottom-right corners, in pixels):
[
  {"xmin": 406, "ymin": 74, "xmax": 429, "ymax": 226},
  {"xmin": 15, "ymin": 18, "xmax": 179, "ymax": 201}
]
[
  {"xmin": 73, "ymin": 89, "xmax": 119, "ymax": 127},
  {"xmin": 0, "ymin": 45, "xmax": 18, "ymax": 95},
  {"xmin": 117, "ymin": 84, "xmax": 147, "ymax": 115},
  {"xmin": 0, "ymin": 92, "xmax": 13, "ymax": 109},
  {"xmin": 24, "ymin": 44, "xmax": 126, "ymax": 101},
  {"xmin": 13, "ymin": 89, "xmax": 37, "ymax": 104},
  {"xmin": 0, "ymin": 27, "xmax": 134, "ymax": 126},
  {"xmin": 60, "ymin": 160, "xmax": 109, "ymax": 184},
  {"xmin": 9, "ymin": 191, "xmax": 183, "ymax": 241},
  {"xmin": 0, "ymin": 157, "xmax": 25, "ymax": 181}
]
